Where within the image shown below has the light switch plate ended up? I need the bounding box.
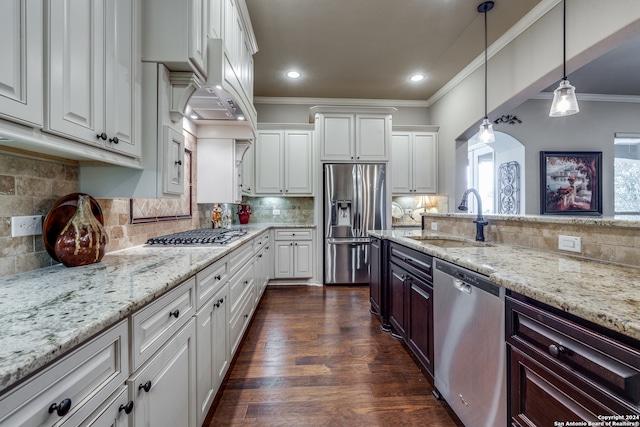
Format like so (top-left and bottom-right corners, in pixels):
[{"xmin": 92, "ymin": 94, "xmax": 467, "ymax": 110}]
[
  {"xmin": 558, "ymin": 235, "xmax": 581, "ymax": 253},
  {"xmin": 431, "ymin": 222, "xmax": 438, "ymax": 231}
]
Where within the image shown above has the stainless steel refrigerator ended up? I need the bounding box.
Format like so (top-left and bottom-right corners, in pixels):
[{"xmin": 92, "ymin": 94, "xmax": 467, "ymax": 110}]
[{"xmin": 324, "ymin": 163, "xmax": 387, "ymax": 284}]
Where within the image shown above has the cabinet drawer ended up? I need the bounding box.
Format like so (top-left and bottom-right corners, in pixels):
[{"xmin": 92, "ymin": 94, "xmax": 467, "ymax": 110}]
[
  {"xmin": 389, "ymin": 243, "xmax": 432, "ymax": 282},
  {"xmin": 274, "ymin": 229, "xmax": 312, "ymax": 240},
  {"xmin": 506, "ymin": 296, "xmax": 640, "ymax": 408},
  {"xmin": 195, "ymin": 256, "xmax": 229, "ymax": 310},
  {"xmin": 131, "ymin": 278, "xmax": 195, "ymax": 371},
  {"xmin": 229, "ymin": 261, "xmax": 254, "ymax": 316},
  {"xmin": 229, "ymin": 290, "xmax": 253, "ymax": 356},
  {"xmin": 253, "ymin": 231, "xmax": 269, "ymax": 252},
  {"xmin": 229, "ymin": 242, "xmax": 254, "ymax": 277},
  {"xmin": 0, "ymin": 321, "xmax": 128, "ymax": 427}
]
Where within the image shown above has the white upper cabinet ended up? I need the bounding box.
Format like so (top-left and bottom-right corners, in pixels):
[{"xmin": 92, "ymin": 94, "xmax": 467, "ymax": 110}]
[
  {"xmin": 391, "ymin": 130, "xmax": 438, "ymax": 194},
  {"xmin": 241, "ymin": 143, "xmax": 254, "ymax": 195},
  {"xmin": 141, "ymin": 0, "xmax": 207, "ymax": 77},
  {"xmin": 0, "ymin": 0, "xmax": 43, "ymax": 127},
  {"xmin": 254, "ymin": 128, "xmax": 314, "ymax": 196},
  {"xmin": 313, "ymin": 107, "xmax": 395, "ymax": 162},
  {"xmin": 80, "ymin": 64, "xmax": 185, "ymax": 198},
  {"xmin": 46, "ymin": 0, "xmax": 140, "ymax": 158},
  {"xmin": 195, "ymin": 124, "xmax": 253, "ymax": 203}
]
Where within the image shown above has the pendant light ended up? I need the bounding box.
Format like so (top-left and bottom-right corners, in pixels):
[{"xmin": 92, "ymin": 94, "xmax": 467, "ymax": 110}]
[
  {"xmin": 477, "ymin": 1, "xmax": 495, "ymax": 144},
  {"xmin": 549, "ymin": 0, "xmax": 579, "ymax": 117}
]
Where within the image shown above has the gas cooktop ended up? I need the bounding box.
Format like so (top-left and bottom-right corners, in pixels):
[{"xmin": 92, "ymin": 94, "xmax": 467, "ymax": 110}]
[{"xmin": 146, "ymin": 228, "xmax": 248, "ymax": 246}]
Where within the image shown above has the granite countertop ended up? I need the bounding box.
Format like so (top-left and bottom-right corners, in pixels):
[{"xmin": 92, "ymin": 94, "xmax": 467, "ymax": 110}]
[
  {"xmin": 0, "ymin": 224, "xmax": 314, "ymax": 393},
  {"xmin": 370, "ymin": 229, "xmax": 640, "ymax": 343}
]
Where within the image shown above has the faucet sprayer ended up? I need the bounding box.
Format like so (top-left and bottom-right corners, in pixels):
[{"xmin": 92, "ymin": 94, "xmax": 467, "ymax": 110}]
[{"xmin": 458, "ymin": 188, "xmax": 488, "ymax": 241}]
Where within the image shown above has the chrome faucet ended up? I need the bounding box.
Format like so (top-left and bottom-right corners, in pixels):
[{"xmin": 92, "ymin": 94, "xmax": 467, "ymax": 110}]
[{"xmin": 458, "ymin": 188, "xmax": 489, "ymax": 241}]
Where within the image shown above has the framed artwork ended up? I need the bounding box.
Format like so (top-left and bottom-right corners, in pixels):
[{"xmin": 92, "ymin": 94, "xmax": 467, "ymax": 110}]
[{"xmin": 540, "ymin": 151, "xmax": 602, "ymax": 215}]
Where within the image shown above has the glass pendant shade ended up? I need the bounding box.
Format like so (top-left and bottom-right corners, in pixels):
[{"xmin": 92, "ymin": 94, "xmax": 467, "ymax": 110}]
[
  {"xmin": 549, "ymin": 78, "xmax": 579, "ymax": 117},
  {"xmin": 478, "ymin": 118, "xmax": 495, "ymax": 143}
]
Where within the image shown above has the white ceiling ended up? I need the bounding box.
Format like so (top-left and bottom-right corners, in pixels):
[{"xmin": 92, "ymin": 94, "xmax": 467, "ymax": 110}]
[{"xmin": 244, "ymin": 0, "xmax": 640, "ymax": 101}]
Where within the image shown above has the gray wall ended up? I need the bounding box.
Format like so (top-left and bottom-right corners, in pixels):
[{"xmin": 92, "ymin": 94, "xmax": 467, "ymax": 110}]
[
  {"xmin": 491, "ymin": 98, "xmax": 640, "ymax": 215},
  {"xmin": 428, "ymin": 0, "xmax": 640, "ymax": 211}
]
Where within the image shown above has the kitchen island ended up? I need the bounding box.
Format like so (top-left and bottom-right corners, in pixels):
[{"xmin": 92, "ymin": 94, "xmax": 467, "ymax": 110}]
[
  {"xmin": 370, "ymin": 228, "xmax": 640, "ymax": 423},
  {"xmin": 369, "ymin": 228, "xmax": 640, "ymax": 342}
]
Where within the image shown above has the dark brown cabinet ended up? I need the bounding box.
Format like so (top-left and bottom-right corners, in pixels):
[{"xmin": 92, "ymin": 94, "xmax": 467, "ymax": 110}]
[
  {"xmin": 369, "ymin": 237, "xmax": 382, "ymax": 317},
  {"xmin": 506, "ymin": 293, "xmax": 640, "ymax": 425},
  {"xmin": 387, "ymin": 242, "xmax": 434, "ymax": 376},
  {"xmin": 388, "ymin": 262, "xmax": 407, "ymax": 337}
]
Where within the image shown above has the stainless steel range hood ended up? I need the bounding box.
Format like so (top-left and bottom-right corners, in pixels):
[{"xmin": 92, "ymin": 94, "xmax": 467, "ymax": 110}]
[{"xmin": 183, "ymin": 38, "xmax": 257, "ymax": 136}]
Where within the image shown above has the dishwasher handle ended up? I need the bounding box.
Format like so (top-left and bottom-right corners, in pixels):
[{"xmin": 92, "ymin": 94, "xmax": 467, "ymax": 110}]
[{"xmin": 453, "ymin": 279, "xmax": 472, "ymax": 294}]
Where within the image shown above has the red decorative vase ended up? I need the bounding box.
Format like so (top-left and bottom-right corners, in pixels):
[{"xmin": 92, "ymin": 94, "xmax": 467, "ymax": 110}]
[
  {"xmin": 237, "ymin": 204, "xmax": 251, "ymax": 224},
  {"xmin": 54, "ymin": 194, "xmax": 108, "ymax": 267}
]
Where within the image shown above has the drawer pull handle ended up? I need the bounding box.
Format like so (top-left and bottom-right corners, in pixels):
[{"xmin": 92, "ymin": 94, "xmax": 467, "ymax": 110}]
[
  {"xmin": 548, "ymin": 344, "xmax": 566, "ymax": 357},
  {"xmin": 244, "ymin": 280, "xmax": 249, "ymax": 285},
  {"xmin": 169, "ymin": 309, "xmax": 180, "ymax": 318},
  {"xmin": 49, "ymin": 398, "xmax": 72, "ymax": 417},
  {"xmin": 214, "ymin": 275, "xmax": 221, "ymax": 280},
  {"xmin": 138, "ymin": 381, "xmax": 152, "ymax": 392},
  {"xmin": 119, "ymin": 401, "xmax": 134, "ymax": 414}
]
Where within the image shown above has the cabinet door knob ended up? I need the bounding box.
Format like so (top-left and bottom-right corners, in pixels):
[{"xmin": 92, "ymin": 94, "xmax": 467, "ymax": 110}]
[
  {"xmin": 49, "ymin": 398, "xmax": 72, "ymax": 417},
  {"xmin": 169, "ymin": 309, "xmax": 180, "ymax": 318},
  {"xmin": 548, "ymin": 344, "xmax": 565, "ymax": 357},
  {"xmin": 138, "ymin": 381, "xmax": 152, "ymax": 392},
  {"xmin": 119, "ymin": 401, "xmax": 134, "ymax": 414},
  {"xmin": 215, "ymin": 302, "xmax": 220, "ymax": 308},
  {"xmin": 96, "ymin": 132, "xmax": 107, "ymax": 140},
  {"xmin": 214, "ymin": 275, "xmax": 221, "ymax": 280},
  {"xmin": 109, "ymin": 136, "xmax": 119, "ymax": 144},
  {"xmin": 175, "ymin": 160, "xmax": 182, "ymax": 165}
]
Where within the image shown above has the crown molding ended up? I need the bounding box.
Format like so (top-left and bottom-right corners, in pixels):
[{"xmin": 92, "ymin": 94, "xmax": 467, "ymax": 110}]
[
  {"xmin": 254, "ymin": 96, "xmax": 429, "ymax": 108},
  {"xmin": 426, "ymin": 0, "xmax": 561, "ymax": 108},
  {"xmin": 531, "ymin": 92, "xmax": 640, "ymax": 103}
]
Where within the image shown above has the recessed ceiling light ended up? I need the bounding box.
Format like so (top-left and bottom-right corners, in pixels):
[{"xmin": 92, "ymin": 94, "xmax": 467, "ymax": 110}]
[
  {"xmin": 410, "ymin": 74, "xmax": 425, "ymax": 82},
  {"xmin": 286, "ymin": 71, "xmax": 301, "ymax": 79}
]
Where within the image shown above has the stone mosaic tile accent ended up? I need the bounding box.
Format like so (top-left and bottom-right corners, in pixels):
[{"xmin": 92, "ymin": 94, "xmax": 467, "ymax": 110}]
[{"xmin": 240, "ymin": 196, "xmax": 314, "ymax": 224}]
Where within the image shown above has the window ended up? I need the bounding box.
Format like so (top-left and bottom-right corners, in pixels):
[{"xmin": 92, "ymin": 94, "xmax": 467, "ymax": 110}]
[{"xmin": 614, "ymin": 133, "xmax": 640, "ymax": 216}]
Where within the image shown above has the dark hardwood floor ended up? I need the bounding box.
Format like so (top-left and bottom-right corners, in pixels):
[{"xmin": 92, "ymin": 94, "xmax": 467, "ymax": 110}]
[{"xmin": 205, "ymin": 285, "xmax": 463, "ymax": 426}]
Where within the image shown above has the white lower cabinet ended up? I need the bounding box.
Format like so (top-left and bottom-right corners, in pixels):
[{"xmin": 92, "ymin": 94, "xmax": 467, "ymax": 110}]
[
  {"xmin": 66, "ymin": 385, "xmax": 130, "ymax": 427},
  {"xmin": 254, "ymin": 232, "xmax": 270, "ymax": 302},
  {"xmin": 273, "ymin": 229, "xmax": 313, "ymax": 279},
  {"xmin": 0, "ymin": 233, "xmax": 269, "ymax": 427},
  {"xmin": 128, "ymin": 319, "xmax": 197, "ymax": 427},
  {"xmin": 195, "ymin": 283, "xmax": 229, "ymax": 426},
  {"xmin": 0, "ymin": 321, "xmax": 129, "ymax": 427}
]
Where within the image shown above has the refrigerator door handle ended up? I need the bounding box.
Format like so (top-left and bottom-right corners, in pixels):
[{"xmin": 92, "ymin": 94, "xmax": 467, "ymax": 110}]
[{"xmin": 326, "ymin": 238, "xmax": 371, "ymax": 245}]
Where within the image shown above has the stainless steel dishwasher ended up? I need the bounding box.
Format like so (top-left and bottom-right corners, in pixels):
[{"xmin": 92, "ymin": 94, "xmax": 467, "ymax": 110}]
[{"xmin": 433, "ymin": 259, "xmax": 506, "ymax": 427}]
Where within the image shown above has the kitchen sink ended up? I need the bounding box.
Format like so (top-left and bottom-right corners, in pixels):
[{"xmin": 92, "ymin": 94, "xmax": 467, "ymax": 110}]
[{"xmin": 406, "ymin": 236, "xmax": 492, "ymax": 248}]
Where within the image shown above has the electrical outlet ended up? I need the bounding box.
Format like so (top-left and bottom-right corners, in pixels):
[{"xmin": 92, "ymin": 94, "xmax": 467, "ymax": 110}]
[
  {"xmin": 273, "ymin": 209, "xmax": 281, "ymax": 215},
  {"xmin": 11, "ymin": 215, "xmax": 43, "ymax": 237},
  {"xmin": 558, "ymin": 235, "xmax": 581, "ymax": 253},
  {"xmin": 431, "ymin": 222, "xmax": 438, "ymax": 231}
]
